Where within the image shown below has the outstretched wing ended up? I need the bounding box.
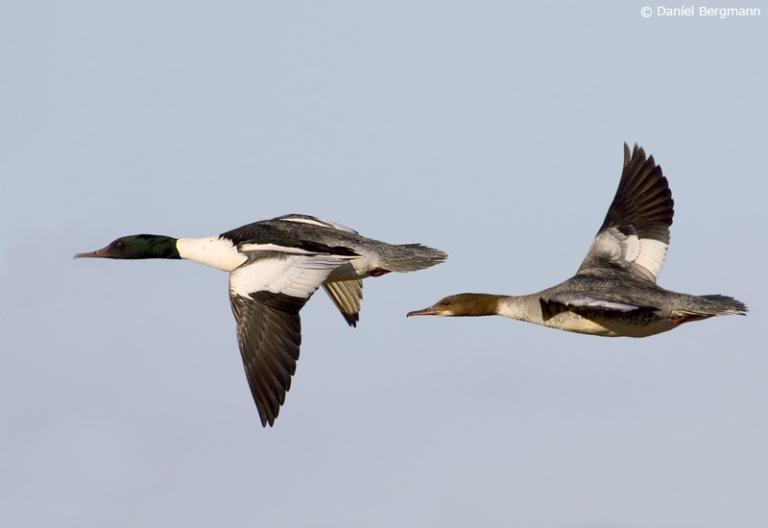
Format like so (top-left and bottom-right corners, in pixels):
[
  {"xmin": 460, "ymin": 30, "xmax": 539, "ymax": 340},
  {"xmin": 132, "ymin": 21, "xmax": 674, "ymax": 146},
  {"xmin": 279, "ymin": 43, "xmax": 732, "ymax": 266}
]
[
  {"xmin": 578, "ymin": 143, "xmax": 674, "ymax": 282},
  {"xmin": 228, "ymin": 253, "xmax": 352, "ymax": 426}
]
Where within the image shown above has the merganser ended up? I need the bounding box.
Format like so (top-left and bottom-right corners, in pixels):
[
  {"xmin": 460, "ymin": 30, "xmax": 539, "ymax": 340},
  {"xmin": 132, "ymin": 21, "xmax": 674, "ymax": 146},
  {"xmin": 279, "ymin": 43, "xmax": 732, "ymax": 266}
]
[
  {"xmin": 76, "ymin": 214, "xmax": 447, "ymax": 426},
  {"xmin": 408, "ymin": 144, "xmax": 747, "ymax": 336}
]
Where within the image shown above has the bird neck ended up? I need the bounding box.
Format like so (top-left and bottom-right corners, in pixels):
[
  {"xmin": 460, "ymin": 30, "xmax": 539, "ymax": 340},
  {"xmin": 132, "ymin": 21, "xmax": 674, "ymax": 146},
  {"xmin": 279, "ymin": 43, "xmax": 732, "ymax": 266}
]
[
  {"xmin": 176, "ymin": 237, "xmax": 247, "ymax": 271},
  {"xmin": 450, "ymin": 294, "xmax": 507, "ymax": 316},
  {"xmin": 495, "ymin": 295, "xmax": 540, "ymax": 322}
]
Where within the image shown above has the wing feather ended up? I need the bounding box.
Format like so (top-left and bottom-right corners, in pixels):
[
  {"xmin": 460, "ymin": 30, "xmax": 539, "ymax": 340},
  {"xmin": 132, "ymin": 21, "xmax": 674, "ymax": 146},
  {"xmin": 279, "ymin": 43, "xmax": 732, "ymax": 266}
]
[
  {"xmin": 323, "ymin": 280, "xmax": 364, "ymax": 327},
  {"xmin": 578, "ymin": 143, "xmax": 674, "ymax": 282},
  {"xmin": 228, "ymin": 254, "xmax": 350, "ymax": 426}
]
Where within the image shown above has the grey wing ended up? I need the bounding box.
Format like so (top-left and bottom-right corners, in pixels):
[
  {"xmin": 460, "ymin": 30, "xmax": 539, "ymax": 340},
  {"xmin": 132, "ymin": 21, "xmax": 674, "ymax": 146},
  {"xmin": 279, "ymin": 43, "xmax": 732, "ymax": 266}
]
[
  {"xmin": 578, "ymin": 143, "xmax": 674, "ymax": 282},
  {"xmin": 230, "ymin": 292, "xmax": 306, "ymax": 427},
  {"xmin": 323, "ymin": 279, "xmax": 363, "ymax": 327}
]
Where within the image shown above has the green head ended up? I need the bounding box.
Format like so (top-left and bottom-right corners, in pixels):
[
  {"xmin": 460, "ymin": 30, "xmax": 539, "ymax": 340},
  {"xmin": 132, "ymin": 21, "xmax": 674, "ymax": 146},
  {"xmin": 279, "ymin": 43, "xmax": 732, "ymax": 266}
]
[{"xmin": 75, "ymin": 234, "xmax": 180, "ymax": 260}]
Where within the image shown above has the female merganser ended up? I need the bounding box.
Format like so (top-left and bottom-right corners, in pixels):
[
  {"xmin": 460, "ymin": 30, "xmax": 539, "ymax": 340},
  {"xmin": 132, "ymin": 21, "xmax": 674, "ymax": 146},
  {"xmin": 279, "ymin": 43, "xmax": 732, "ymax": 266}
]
[
  {"xmin": 76, "ymin": 214, "xmax": 446, "ymax": 426},
  {"xmin": 408, "ymin": 144, "xmax": 747, "ymax": 337}
]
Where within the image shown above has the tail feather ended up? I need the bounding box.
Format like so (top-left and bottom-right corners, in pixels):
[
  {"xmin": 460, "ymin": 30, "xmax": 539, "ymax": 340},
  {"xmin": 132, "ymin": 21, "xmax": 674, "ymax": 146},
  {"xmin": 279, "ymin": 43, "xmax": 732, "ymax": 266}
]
[
  {"xmin": 699, "ymin": 294, "xmax": 748, "ymax": 316},
  {"xmin": 676, "ymin": 294, "xmax": 748, "ymax": 318},
  {"xmin": 380, "ymin": 244, "xmax": 447, "ymax": 273}
]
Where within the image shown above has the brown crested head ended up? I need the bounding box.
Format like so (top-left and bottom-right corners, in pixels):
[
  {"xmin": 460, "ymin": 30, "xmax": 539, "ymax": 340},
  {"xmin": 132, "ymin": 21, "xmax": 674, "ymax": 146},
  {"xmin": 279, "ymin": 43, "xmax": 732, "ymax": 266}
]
[{"xmin": 407, "ymin": 293, "xmax": 503, "ymax": 317}]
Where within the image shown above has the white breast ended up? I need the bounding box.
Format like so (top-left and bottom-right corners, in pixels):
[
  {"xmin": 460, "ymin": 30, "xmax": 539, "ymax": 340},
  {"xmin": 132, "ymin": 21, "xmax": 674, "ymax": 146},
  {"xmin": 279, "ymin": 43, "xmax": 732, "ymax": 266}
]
[{"xmin": 176, "ymin": 237, "xmax": 247, "ymax": 271}]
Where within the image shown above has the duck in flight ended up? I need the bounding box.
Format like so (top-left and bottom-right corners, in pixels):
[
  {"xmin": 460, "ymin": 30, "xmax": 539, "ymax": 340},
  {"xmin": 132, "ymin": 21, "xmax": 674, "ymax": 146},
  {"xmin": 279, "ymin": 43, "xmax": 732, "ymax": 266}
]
[
  {"xmin": 76, "ymin": 214, "xmax": 446, "ymax": 426},
  {"xmin": 408, "ymin": 144, "xmax": 747, "ymax": 336}
]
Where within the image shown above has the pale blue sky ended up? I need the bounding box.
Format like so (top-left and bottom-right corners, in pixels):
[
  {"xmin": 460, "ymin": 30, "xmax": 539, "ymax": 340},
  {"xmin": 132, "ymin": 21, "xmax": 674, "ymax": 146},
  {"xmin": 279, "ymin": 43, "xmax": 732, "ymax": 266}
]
[{"xmin": 1, "ymin": 2, "xmax": 766, "ymax": 527}]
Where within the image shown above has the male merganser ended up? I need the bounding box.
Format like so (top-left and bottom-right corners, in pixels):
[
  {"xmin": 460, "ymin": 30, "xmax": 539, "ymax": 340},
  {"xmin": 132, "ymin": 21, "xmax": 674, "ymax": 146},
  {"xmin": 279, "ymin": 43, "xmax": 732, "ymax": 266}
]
[
  {"xmin": 408, "ymin": 144, "xmax": 747, "ymax": 337},
  {"xmin": 76, "ymin": 214, "xmax": 446, "ymax": 426}
]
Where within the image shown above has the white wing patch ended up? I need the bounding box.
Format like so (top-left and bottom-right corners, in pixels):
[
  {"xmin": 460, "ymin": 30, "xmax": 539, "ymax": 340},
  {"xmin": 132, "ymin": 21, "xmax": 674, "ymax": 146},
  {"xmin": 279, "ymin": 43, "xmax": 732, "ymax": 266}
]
[
  {"xmin": 277, "ymin": 214, "xmax": 358, "ymax": 234},
  {"xmin": 587, "ymin": 228, "xmax": 668, "ymax": 281},
  {"xmin": 229, "ymin": 255, "xmax": 352, "ymax": 299},
  {"xmin": 565, "ymin": 297, "xmax": 639, "ymax": 311},
  {"xmin": 634, "ymin": 238, "xmax": 668, "ymax": 279}
]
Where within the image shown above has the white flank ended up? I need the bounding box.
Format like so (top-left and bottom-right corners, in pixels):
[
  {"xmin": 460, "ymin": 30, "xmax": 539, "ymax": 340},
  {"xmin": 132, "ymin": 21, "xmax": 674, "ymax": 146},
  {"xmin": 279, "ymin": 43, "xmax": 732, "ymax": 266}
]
[
  {"xmin": 279, "ymin": 215, "xmax": 358, "ymax": 234},
  {"xmin": 177, "ymin": 237, "xmax": 247, "ymax": 272},
  {"xmin": 571, "ymin": 298, "xmax": 638, "ymax": 311},
  {"xmin": 327, "ymin": 261, "xmax": 367, "ymax": 282},
  {"xmin": 229, "ymin": 255, "xmax": 351, "ymax": 299}
]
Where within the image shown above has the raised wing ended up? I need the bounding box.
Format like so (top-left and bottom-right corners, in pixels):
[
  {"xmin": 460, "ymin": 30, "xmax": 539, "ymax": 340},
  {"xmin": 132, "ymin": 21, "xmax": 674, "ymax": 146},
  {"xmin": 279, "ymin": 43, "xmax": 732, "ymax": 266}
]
[
  {"xmin": 229, "ymin": 253, "xmax": 352, "ymax": 426},
  {"xmin": 578, "ymin": 143, "xmax": 674, "ymax": 282}
]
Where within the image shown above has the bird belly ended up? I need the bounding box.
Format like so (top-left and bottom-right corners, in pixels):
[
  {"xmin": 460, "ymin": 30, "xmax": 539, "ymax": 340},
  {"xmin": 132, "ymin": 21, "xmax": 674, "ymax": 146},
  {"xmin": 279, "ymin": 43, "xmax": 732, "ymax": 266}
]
[
  {"xmin": 326, "ymin": 262, "xmax": 360, "ymax": 281},
  {"xmin": 540, "ymin": 311, "xmax": 677, "ymax": 338},
  {"xmin": 326, "ymin": 256, "xmax": 381, "ymax": 282}
]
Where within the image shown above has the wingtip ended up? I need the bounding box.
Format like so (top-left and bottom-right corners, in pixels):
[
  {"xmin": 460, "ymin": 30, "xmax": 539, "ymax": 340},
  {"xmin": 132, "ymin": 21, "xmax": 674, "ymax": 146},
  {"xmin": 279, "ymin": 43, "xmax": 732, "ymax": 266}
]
[
  {"xmin": 623, "ymin": 142, "xmax": 640, "ymax": 166},
  {"xmin": 627, "ymin": 142, "xmax": 646, "ymax": 161},
  {"xmin": 258, "ymin": 409, "xmax": 277, "ymax": 428}
]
